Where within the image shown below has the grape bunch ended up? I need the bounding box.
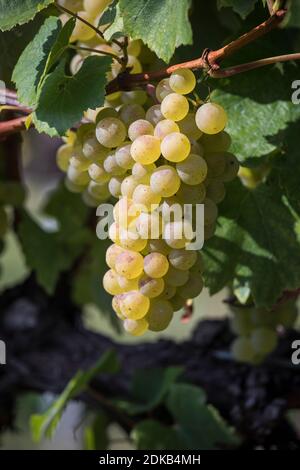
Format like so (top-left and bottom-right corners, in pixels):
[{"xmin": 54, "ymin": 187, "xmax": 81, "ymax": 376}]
[
  {"xmin": 230, "ymin": 300, "xmax": 298, "ymax": 364},
  {"xmin": 97, "ymin": 69, "xmax": 238, "ymax": 336}
]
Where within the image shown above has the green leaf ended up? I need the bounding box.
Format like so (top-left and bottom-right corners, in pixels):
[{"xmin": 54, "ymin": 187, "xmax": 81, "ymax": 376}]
[
  {"xmin": 84, "ymin": 412, "xmax": 109, "ymax": 450},
  {"xmin": 166, "ymin": 384, "xmax": 239, "ymax": 450},
  {"xmin": 0, "ymin": 0, "xmax": 54, "ymax": 31},
  {"xmin": 203, "ymin": 180, "xmax": 300, "ymax": 307},
  {"xmin": 30, "ymin": 350, "xmax": 119, "ymax": 442},
  {"xmin": 131, "ymin": 420, "xmax": 181, "ymax": 450},
  {"xmin": 217, "ymin": 0, "xmax": 258, "ymax": 18},
  {"xmin": 12, "ymin": 17, "xmax": 61, "ymax": 107},
  {"xmin": 99, "ymin": 0, "xmax": 118, "ymax": 27},
  {"xmin": 45, "ymin": 18, "xmax": 75, "ymax": 74},
  {"xmin": 116, "ymin": 367, "xmax": 182, "ymax": 415},
  {"xmin": 103, "ymin": 4, "xmax": 124, "ymax": 41},
  {"xmin": 18, "ymin": 206, "xmax": 89, "ymax": 294},
  {"xmin": 34, "ymin": 55, "xmax": 112, "ymax": 136},
  {"xmin": 212, "ymin": 64, "xmax": 300, "ymax": 166},
  {"xmin": 118, "ymin": 0, "xmax": 192, "ymax": 62}
]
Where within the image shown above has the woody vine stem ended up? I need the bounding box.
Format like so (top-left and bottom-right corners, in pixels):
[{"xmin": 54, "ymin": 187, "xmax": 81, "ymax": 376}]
[{"xmin": 0, "ymin": 1, "xmax": 296, "ymax": 139}]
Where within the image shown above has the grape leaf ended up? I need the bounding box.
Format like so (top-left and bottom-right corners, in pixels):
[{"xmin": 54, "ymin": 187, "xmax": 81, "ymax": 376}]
[
  {"xmin": 0, "ymin": 0, "xmax": 54, "ymax": 31},
  {"xmin": 116, "ymin": 367, "xmax": 182, "ymax": 415},
  {"xmin": 34, "ymin": 55, "xmax": 112, "ymax": 136},
  {"xmin": 212, "ymin": 64, "xmax": 300, "ymax": 165},
  {"xmin": 30, "ymin": 350, "xmax": 119, "ymax": 442},
  {"xmin": 217, "ymin": 0, "xmax": 259, "ymax": 18},
  {"xmin": 12, "ymin": 17, "xmax": 61, "ymax": 107},
  {"xmin": 18, "ymin": 212, "xmax": 89, "ymax": 294},
  {"xmin": 118, "ymin": 0, "xmax": 192, "ymax": 62},
  {"xmin": 84, "ymin": 412, "xmax": 109, "ymax": 450},
  {"xmin": 166, "ymin": 384, "xmax": 239, "ymax": 450},
  {"xmin": 131, "ymin": 420, "xmax": 181, "ymax": 450},
  {"xmin": 203, "ymin": 180, "xmax": 300, "ymax": 307}
]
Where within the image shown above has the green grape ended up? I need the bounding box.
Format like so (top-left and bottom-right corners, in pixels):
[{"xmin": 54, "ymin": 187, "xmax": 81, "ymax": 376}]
[
  {"xmin": 177, "ymin": 183, "xmax": 206, "ymax": 204},
  {"xmin": 146, "ymin": 300, "xmax": 173, "ymax": 331},
  {"xmin": 103, "ymin": 269, "xmax": 123, "ymax": 295},
  {"xmin": 250, "ymin": 308, "xmax": 277, "ymax": 328},
  {"xmin": 131, "ymin": 135, "xmax": 161, "ymax": 164},
  {"xmin": 190, "ymin": 253, "xmax": 204, "ymax": 275},
  {"xmin": 115, "ymin": 143, "xmax": 134, "ymax": 170},
  {"xmin": 204, "ymin": 198, "xmax": 218, "ymax": 226},
  {"xmin": 118, "ymin": 103, "xmax": 145, "ymax": 127},
  {"xmin": 83, "ymin": 0, "xmax": 111, "ymax": 16},
  {"xmin": 161, "ymin": 132, "xmax": 191, "ymax": 162},
  {"xmin": 145, "ymin": 105, "xmax": 163, "ymax": 126},
  {"xmin": 205, "ymin": 152, "xmax": 227, "ymax": 178},
  {"xmin": 159, "ymin": 284, "xmax": 176, "ymax": 300},
  {"xmin": 176, "ymin": 154, "xmax": 208, "ymax": 185},
  {"xmin": 122, "ymin": 90, "xmax": 147, "ymax": 105},
  {"xmin": 168, "ymin": 248, "xmax": 197, "ymax": 271},
  {"xmin": 119, "ymin": 290, "xmax": 150, "ymax": 320},
  {"xmin": 139, "ymin": 275, "xmax": 165, "ymax": 298},
  {"xmin": 132, "ymin": 184, "xmax": 161, "ymax": 212},
  {"xmin": 121, "ymin": 176, "xmax": 140, "ymax": 198},
  {"xmin": 230, "ymin": 309, "xmax": 252, "ymax": 336},
  {"xmin": 154, "ymin": 119, "xmax": 180, "ymax": 140},
  {"xmin": 136, "ymin": 212, "xmax": 162, "ymax": 239},
  {"xmin": 144, "ymin": 252, "xmax": 169, "ymax": 278},
  {"xmin": 106, "ymin": 244, "xmax": 124, "ymax": 270},
  {"xmin": 108, "ymin": 176, "xmax": 123, "ymax": 198},
  {"xmin": 127, "ymin": 39, "xmax": 142, "ymax": 57},
  {"xmin": 103, "ymin": 154, "xmax": 125, "ymax": 175},
  {"xmin": 126, "ymin": 55, "xmax": 143, "ymax": 74},
  {"xmin": 95, "ymin": 106, "xmax": 119, "ymax": 124},
  {"xmin": 82, "ymin": 136, "xmax": 107, "ymax": 161},
  {"xmin": 88, "ymin": 181, "xmax": 110, "ymax": 200},
  {"xmin": 169, "ymin": 69, "xmax": 196, "ymax": 95},
  {"xmin": 204, "ymin": 223, "xmax": 216, "ymax": 240},
  {"xmin": 69, "ymin": 153, "xmax": 91, "ymax": 171},
  {"xmin": 160, "ymin": 197, "xmax": 183, "ymax": 223},
  {"xmin": 115, "ymin": 250, "xmax": 144, "ymax": 279},
  {"xmin": 132, "ymin": 162, "xmax": 156, "ymax": 184},
  {"xmin": 124, "ymin": 318, "xmax": 149, "ymax": 336},
  {"xmin": 161, "ymin": 93, "xmax": 189, "ymax": 121},
  {"xmin": 231, "ymin": 337, "xmax": 256, "ymax": 363},
  {"xmin": 96, "ymin": 117, "xmax": 127, "ymax": 148},
  {"xmin": 70, "ymin": 11, "xmax": 96, "ymax": 42},
  {"xmin": 65, "ymin": 178, "xmax": 86, "ymax": 193},
  {"xmin": 205, "ymin": 180, "xmax": 226, "ymax": 204},
  {"xmin": 170, "ymin": 294, "xmax": 186, "ymax": 312},
  {"xmin": 163, "ymin": 220, "xmax": 194, "ymax": 249},
  {"xmin": 67, "ymin": 166, "xmax": 89, "ymax": 186},
  {"xmin": 119, "ymin": 227, "xmax": 147, "ymax": 252},
  {"xmin": 190, "ymin": 139, "xmax": 204, "ymax": 156},
  {"xmin": 276, "ymin": 302, "xmax": 298, "ymax": 328},
  {"xmin": 113, "ymin": 197, "xmax": 140, "ymax": 227},
  {"xmin": 117, "ymin": 274, "xmax": 140, "ymax": 291},
  {"xmin": 201, "ymin": 131, "xmax": 231, "ymax": 153},
  {"xmin": 178, "ymin": 113, "xmax": 202, "ymax": 140},
  {"xmin": 128, "ymin": 119, "xmax": 154, "ymax": 141},
  {"xmin": 155, "ymin": 78, "xmax": 172, "ymax": 102},
  {"xmin": 56, "ymin": 144, "xmax": 73, "ymax": 171},
  {"xmin": 250, "ymin": 327, "xmax": 278, "ymax": 355},
  {"xmin": 164, "ymin": 265, "xmax": 189, "ymax": 287},
  {"xmin": 112, "ymin": 296, "xmax": 126, "ymax": 320},
  {"xmin": 195, "ymin": 103, "xmax": 228, "ymax": 135},
  {"xmin": 178, "ymin": 275, "xmax": 203, "ymax": 299},
  {"xmin": 0, "ymin": 206, "xmax": 8, "ymax": 237},
  {"xmin": 147, "ymin": 239, "xmax": 171, "ymax": 256},
  {"xmin": 150, "ymin": 165, "xmax": 181, "ymax": 197},
  {"xmin": 88, "ymin": 162, "xmax": 109, "ymax": 183},
  {"xmin": 221, "ymin": 153, "xmax": 240, "ymax": 182}
]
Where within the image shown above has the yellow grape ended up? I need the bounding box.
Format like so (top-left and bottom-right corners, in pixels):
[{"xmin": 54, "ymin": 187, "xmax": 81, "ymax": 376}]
[
  {"xmin": 121, "ymin": 176, "xmax": 140, "ymax": 198},
  {"xmin": 118, "ymin": 103, "xmax": 145, "ymax": 127},
  {"xmin": 168, "ymin": 249, "xmax": 197, "ymax": 271},
  {"xmin": 96, "ymin": 117, "xmax": 127, "ymax": 148},
  {"xmin": 123, "ymin": 318, "xmax": 149, "ymax": 336},
  {"xmin": 195, "ymin": 102, "xmax": 228, "ymax": 134},
  {"xmin": 154, "ymin": 119, "xmax": 179, "ymax": 140},
  {"xmin": 139, "ymin": 275, "xmax": 165, "ymax": 298},
  {"xmin": 103, "ymin": 269, "xmax": 123, "ymax": 295},
  {"xmin": 115, "ymin": 250, "xmax": 144, "ymax": 279},
  {"xmin": 132, "ymin": 184, "xmax": 161, "ymax": 212},
  {"xmin": 178, "ymin": 113, "xmax": 202, "ymax": 140},
  {"xmin": 155, "ymin": 78, "xmax": 172, "ymax": 102},
  {"xmin": 147, "ymin": 239, "xmax": 171, "ymax": 256},
  {"xmin": 169, "ymin": 69, "xmax": 196, "ymax": 95},
  {"xmin": 88, "ymin": 162, "xmax": 110, "ymax": 184},
  {"xmin": 163, "ymin": 220, "xmax": 194, "ymax": 249},
  {"xmin": 128, "ymin": 119, "xmax": 154, "ymax": 141},
  {"xmin": 131, "ymin": 135, "xmax": 161, "ymax": 164},
  {"xmin": 144, "ymin": 252, "xmax": 169, "ymax": 278},
  {"xmin": 106, "ymin": 244, "xmax": 124, "ymax": 269},
  {"xmin": 161, "ymin": 93, "xmax": 189, "ymax": 121},
  {"xmin": 150, "ymin": 165, "xmax": 181, "ymax": 197},
  {"xmin": 119, "ymin": 290, "xmax": 150, "ymax": 319},
  {"xmin": 176, "ymin": 154, "xmax": 208, "ymax": 185},
  {"xmin": 161, "ymin": 132, "xmax": 191, "ymax": 162},
  {"xmin": 145, "ymin": 105, "xmax": 163, "ymax": 126},
  {"xmin": 56, "ymin": 144, "xmax": 73, "ymax": 171}
]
